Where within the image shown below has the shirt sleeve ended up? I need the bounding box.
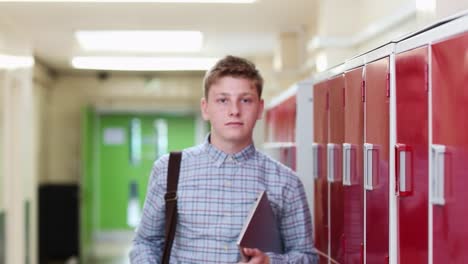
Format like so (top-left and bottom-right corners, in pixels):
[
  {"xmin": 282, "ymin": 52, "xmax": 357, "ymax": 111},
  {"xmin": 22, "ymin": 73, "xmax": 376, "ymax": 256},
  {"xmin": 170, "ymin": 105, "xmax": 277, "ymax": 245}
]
[
  {"xmin": 129, "ymin": 155, "xmax": 169, "ymax": 264},
  {"xmin": 265, "ymin": 176, "xmax": 318, "ymax": 264}
]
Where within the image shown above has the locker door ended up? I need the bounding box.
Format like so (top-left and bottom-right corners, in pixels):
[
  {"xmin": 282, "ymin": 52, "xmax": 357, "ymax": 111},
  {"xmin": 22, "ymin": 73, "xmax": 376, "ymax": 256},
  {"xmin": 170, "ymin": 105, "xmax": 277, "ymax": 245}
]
[
  {"xmin": 395, "ymin": 46, "xmax": 428, "ymax": 263},
  {"xmin": 431, "ymin": 32, "xmax": 468, "ymax": 264},
  {"xmin": 275, "ymin": 104, "xmax": 283, "ymax": 142},
  {"xmin": 272, "ymin": 106, "xmax": 280, "ymax": 142},
  {"xmin": 364, "ymin": 57, "xmax": 390, "ymax": 263},
  {"xmin": 287, "ymin": 96, "xmax": 297, "ymax": 142},
  {"xmin": 329, "ymin": 75, "xmax": 345, "ymax": 264},
  {"xmin": 279, "ymin": 101, "xmax": 288, "ymax": 142},
  {"xmin": 265, "ymin": 109, "xmax": 274, "ymax": 142},
  {"xmin": 291, "ymin": 145, "xmax": 297, "ymax": 171},
  {"xmin": 288, "ymin": 97, "xmax": 297, "ymax": 170},
  {"xmin": 313, "ymin": 81, "xmax": 329, "ymax": 262},
  {"xmin": 280, "ymin": 146, "xmax": 297, "ymax": 171},
  {"xmin": 277, "ymin": 97, "xmax": 295, "ymax": 169},
  {"xmin": 343, "ymin": 67, "xmax": 365, "ymax": 264}
]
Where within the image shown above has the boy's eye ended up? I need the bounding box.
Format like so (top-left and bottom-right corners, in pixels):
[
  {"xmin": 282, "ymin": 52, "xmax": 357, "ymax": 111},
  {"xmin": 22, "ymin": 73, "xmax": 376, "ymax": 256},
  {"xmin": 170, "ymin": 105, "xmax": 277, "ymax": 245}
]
[
  {"xmin": 241, "ymin": 98, "xmax": 252, "ymax": 103},
  {"xmin": 217, "ymin": 98, "xmax": 228, "ymax": 103}
]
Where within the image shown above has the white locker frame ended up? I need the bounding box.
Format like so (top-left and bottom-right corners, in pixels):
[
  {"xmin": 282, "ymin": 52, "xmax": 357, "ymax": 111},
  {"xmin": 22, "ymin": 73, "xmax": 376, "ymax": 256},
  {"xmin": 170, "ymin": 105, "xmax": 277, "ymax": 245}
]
[
  {"xmin": 265, "ymin": 78, "xmax": 317, "ymax": 240},
  {"xmin": 294, "ymin": 79, "xmax": 315, "ymax": 228}
]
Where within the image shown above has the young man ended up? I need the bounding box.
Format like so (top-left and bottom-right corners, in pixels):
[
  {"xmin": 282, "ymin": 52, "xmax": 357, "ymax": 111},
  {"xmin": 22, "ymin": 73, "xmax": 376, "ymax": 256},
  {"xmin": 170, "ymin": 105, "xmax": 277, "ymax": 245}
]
[{"xmin": 130, "ymin": 55, "xmax": 317, "ymax": 263}]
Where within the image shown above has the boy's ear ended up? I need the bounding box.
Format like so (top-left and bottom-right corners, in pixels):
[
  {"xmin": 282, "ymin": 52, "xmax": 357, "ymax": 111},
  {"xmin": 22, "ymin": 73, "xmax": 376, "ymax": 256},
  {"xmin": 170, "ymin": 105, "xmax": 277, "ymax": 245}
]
[{"xmin": 200, "ymin": 97, "xmax": 209, "ymax": 121}]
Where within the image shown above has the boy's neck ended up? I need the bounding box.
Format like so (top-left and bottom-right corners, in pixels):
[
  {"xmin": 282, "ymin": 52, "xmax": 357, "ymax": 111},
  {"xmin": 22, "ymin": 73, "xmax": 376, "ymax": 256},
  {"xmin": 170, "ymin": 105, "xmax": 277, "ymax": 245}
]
[{"xmin": 209, "ymin": 135, "xmax": 253, "ymax": 154}]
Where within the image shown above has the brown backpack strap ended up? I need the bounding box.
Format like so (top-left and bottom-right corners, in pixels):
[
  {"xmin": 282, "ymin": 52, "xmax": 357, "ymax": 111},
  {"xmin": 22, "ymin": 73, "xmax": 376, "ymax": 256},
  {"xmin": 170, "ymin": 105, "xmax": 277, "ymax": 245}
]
[{"xmin": 162, "ymin": 151, "xmax": 182, "ymax": 264}]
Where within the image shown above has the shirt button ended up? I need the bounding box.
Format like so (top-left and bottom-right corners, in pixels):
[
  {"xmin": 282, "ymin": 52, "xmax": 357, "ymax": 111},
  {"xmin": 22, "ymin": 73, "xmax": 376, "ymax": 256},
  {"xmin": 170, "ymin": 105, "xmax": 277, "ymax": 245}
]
[
  {"xmin": 224, "ymin": 245, "xmax": 229, "ymax": 251},
  {"xmin": 225, "ymin": 181, "xmax": 232, "ymax": 187}
]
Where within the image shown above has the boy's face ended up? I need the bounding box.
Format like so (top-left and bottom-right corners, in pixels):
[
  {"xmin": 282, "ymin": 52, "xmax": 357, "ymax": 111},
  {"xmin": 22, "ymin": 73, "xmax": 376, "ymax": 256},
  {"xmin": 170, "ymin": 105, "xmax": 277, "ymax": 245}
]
[{"xmin": 201, "ymin": 76, "xmax": 264, "ymax": 148}]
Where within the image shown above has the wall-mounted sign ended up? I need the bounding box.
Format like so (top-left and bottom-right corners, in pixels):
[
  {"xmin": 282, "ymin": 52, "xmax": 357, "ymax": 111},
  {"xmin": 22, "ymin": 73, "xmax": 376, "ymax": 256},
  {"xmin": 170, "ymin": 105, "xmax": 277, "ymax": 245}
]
[{"xmin": 103, "ymin": 127, "xmax": 126, "ymax": 145}]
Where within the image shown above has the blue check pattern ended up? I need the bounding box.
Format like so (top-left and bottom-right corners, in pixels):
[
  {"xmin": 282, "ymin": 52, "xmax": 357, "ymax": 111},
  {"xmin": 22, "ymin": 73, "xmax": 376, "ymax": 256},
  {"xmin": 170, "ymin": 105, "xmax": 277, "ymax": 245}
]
[{"xmin": 130, "ymin": 137, "xmax": 317, "ymax": 263}]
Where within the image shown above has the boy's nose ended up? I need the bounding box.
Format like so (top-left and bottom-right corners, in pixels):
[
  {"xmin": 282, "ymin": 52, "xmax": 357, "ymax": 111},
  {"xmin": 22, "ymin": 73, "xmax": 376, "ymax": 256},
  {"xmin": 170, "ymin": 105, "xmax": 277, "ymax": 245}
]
[{"xmin": 229, "ymin": 102, "xmax": 240, "ymax": 116}]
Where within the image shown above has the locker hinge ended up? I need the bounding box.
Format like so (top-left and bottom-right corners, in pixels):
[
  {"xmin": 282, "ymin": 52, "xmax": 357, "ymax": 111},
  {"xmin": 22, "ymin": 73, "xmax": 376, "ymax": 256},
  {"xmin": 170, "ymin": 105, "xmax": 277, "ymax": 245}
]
[
  {"xmin": 386, "ymin": 73, "xmax": 390, "ymax": 97},
  {"xmin": 361, "ymin": 80, "xmax": 366, "ymax": 102}
]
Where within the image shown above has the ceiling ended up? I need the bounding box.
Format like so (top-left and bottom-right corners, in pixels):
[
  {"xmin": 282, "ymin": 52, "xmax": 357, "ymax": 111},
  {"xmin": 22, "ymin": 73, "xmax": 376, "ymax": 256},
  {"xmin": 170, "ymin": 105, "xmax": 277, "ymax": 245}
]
[{"xmin": 0, "ymin": 0, "xmax": 316, "ymax": 72}]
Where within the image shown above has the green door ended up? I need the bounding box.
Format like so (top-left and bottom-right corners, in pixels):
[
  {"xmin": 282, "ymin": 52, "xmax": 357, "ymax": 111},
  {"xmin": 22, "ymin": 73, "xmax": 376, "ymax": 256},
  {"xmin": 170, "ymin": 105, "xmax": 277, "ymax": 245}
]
[{"xmin": 97, "ymin": 113, "xmax": 196, "ymax": 230}]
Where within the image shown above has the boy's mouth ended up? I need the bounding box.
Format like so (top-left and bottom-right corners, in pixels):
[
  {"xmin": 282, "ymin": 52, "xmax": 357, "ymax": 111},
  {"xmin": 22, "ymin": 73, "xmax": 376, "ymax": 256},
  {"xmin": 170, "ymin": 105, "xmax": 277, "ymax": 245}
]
[{"xmin": 225, "ymin": 122, "xmax": 243, "ymax": 126}]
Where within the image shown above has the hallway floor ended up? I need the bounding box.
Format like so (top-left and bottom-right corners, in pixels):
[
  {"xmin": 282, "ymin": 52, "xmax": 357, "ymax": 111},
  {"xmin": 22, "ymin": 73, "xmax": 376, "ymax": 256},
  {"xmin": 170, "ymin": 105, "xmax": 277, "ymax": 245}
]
[{"xmin": 87, "ymin": 231, "xmax": 133, "ymax": 264}]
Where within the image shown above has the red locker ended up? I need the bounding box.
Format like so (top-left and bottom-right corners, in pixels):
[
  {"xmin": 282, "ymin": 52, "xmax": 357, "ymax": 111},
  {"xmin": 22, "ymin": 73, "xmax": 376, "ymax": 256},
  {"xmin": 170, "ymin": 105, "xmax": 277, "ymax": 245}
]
[
  {"xmin": 265, "ymin": 108, "xmax": 274, "ymax": 142},
  {"xmin": 284, "ymin": 96, "xmax": 296, "ymax": 170},
  {"xmin": 343, "ymin": 67, "xmax": 365, "ymax": 264},
  {"xmin": 287, "ymin": 96, "xmax": 296, "ymax": 142},
  {"xmin": 277, "ymin": 103, "xmax": 286, "ymax": 142},
  {"xmin": 328, "ymin": 75, "xmax": 345, "ymax": 263},
  {"xmin": 274, "ymin": 96, "xmax": 295, "ymax": 143},
  {"xmin": 431, "ymin": 32, "xmax": 468, "ymax": 263},
  {"xmin": 280, "ymin": 146, "xmax": 297, "ymax": 171},
  {"xmin": 395, "ymin": 46, "xmax": 428, "ymax": 263},
  {"xmin": 364, "ymin": 57, "xmax": 390, "ymax": 263},
  {"xmin": 275, "ymin": 96, "xmax": 296, "ymax": 170},
  {"xmin": 274, "ymin": 103, "xmax": 284, "ymax": 142},
  {"xmin": 313, "ymin": 81, "xmax": 329, "ymax": 263},
  {"xmin": 275, "ymin": 103, "xmax": 284, "ymax": 142}
]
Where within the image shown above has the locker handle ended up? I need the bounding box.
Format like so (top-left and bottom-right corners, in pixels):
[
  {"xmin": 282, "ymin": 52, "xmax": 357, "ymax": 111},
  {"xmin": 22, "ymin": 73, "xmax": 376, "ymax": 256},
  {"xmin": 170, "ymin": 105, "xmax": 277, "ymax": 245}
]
[
  {"xmin": 364, "ymin": 143, "xmax": 378, "ymax": 190},
  {"xmin": 312, "ymin": 143, "xmax": 320, "ymax": 179},
  {"xmin": 342, "ymin": 143, "xmax": 354, "ymax": 186},
  {"xmin": 327, "ymin": 143, "xmax": 340, "ymax": 182},
  {"xmin": 395, "ymin": 144, "xmax": 413, "ymax": 196},
  {"xmin": 431, "ymin": 144, "xmax": 446, "ymax": 205}
]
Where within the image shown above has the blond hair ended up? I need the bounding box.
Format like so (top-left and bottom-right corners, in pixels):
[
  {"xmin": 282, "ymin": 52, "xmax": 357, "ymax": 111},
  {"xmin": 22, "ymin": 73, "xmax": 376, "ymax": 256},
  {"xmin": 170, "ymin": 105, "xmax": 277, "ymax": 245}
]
[{"xmin": 203, "ymin": 55, "xmax": 263, "ymax": 99}]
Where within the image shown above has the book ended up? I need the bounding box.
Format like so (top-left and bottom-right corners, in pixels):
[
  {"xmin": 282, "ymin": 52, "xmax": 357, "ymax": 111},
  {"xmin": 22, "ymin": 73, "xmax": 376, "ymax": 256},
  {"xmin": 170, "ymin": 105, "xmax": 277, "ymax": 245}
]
[{"xmin": 237, "ymin": 190, "xmax": 283, "ymax": 261}]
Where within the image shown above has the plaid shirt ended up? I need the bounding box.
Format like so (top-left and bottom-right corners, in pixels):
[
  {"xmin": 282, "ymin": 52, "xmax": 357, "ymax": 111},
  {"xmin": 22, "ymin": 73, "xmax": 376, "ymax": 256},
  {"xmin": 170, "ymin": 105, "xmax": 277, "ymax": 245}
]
[{"xmin": 130, "ymin": 137, "xmax": 317, "ymax": 263}]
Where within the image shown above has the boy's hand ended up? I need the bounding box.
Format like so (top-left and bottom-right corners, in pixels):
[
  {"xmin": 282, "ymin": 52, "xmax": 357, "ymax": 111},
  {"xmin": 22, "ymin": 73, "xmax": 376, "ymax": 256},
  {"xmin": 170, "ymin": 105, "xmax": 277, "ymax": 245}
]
[{"xmin": 238, "ymin": 248, "xmax": 270, "ymax": 264}]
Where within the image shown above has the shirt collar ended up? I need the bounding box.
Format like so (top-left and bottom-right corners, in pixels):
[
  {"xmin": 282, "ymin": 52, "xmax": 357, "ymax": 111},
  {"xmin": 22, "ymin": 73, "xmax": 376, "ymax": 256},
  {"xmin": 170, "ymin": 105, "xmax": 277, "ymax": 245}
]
[{"xmin": 203, "ymin": 134, "xmax": 256, "ymax": 167}]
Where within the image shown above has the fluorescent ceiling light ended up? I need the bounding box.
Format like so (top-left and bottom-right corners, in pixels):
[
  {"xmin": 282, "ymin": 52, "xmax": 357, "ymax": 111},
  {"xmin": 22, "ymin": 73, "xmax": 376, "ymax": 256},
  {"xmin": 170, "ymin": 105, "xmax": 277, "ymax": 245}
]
[
  {"xmin": 416, "ymin": 0, "xmax": 436, "ymax": 12},
  {"xmin": 315, "ymin": 52, "xmax": 328, "ymax": 72},
  {"xmin": 1, "ymin": 0, "xmax": 255, "ymax": 3},
  {"xmin": 71, "ymin": 56, "xmax": 218, "ymax": 71},
  {"xmin": 76, "ymin": 30, "xmax": 203, "ymax": 52},
  {"xmin": 0, "ymin": 54, "xmax": 35, "ymax": 69}
]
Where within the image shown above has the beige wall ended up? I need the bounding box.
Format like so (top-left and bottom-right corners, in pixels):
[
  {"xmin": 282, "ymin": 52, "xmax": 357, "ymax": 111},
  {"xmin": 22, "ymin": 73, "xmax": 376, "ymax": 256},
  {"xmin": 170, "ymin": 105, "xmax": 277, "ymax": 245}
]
[
  {"xmin": 308, "ymin": 0, "xmax": 415, "ymax": 71},
  {"xmin": 436, "ymin": 0, "xmax": 468, "ymax": 19},
  {"xmin": 0, "ymin": 18, "xmax": 39, "ymax": 262},
  {"xmin": 0, "ymin": 71, "xmax": 3, "ymax": 211},
  {"xmin": 1, "ymin": 65, "xmax": 37, "ymax": 264},
  {"xmin": 33, "ymin": 64, "xmax": 53, "ymax": 185}
]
